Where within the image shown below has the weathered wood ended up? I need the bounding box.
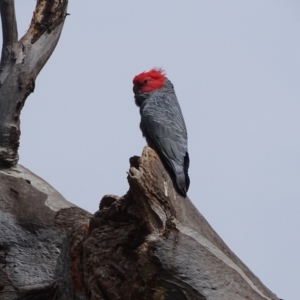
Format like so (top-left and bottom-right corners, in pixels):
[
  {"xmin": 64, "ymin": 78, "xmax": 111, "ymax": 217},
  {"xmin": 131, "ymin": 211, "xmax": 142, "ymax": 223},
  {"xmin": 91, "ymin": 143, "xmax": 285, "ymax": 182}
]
[
  {"xmin": 0, "ymin": 0, "xmax": 18, "ymax": 69},
  {"xmin": 0, "ymin": 165, "xmax": 90, "ymax": 300},
  {"xmin": 0, "ymin": 0, "xmax": 68, "ymax": 167},
  {"xmin": 0, "ymin": 148, "xmax": 281, "ymax": 299},
  {"xmin": 83, "ymin": 147, "xmax": 280, "ymax": 300}
]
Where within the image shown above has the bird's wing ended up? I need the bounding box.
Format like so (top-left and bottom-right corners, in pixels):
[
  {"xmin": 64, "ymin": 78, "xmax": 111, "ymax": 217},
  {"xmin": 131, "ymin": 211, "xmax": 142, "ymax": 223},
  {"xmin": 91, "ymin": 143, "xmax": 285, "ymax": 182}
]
[{"xmin": 141, "ymin": 93, "xmax": 188, "ymax": 174}]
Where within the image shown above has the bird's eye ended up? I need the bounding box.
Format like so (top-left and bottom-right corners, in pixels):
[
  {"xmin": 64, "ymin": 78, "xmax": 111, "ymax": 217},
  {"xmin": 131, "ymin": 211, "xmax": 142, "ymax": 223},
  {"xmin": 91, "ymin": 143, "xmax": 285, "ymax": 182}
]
[{"xmin": 143, "ymin": 79, "xmax": 148, "ymax": 84}]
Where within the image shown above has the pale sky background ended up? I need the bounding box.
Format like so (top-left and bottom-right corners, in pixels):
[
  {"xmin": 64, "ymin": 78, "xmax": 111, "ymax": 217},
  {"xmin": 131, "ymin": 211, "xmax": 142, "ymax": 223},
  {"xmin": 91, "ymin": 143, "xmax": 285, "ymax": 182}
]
[{"xmin": 5, "ymin": 1, "xmax": 300, "ymax": 299}]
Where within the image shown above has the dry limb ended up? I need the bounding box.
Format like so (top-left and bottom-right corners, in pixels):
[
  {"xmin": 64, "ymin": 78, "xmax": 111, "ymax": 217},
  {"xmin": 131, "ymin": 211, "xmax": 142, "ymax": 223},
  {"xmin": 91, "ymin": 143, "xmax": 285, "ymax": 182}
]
[{"xmin": 0, "ymin": 0, "xmax": 68, "ymax": 167}]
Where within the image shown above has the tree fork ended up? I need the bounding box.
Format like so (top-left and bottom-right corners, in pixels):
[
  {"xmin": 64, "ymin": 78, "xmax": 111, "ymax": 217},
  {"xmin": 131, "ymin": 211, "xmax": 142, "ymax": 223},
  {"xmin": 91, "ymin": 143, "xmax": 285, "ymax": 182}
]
[{"xmin": 0, "ymin": 0, "xmax": 68, "ymax": 168}]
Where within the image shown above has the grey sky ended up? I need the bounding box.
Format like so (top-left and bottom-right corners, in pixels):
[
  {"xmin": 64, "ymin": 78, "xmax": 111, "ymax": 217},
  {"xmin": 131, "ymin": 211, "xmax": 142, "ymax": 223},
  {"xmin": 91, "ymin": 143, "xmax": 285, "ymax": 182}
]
[{"xmin": 6, "ymin": 1, "xmax": 300, "ymax": 299}]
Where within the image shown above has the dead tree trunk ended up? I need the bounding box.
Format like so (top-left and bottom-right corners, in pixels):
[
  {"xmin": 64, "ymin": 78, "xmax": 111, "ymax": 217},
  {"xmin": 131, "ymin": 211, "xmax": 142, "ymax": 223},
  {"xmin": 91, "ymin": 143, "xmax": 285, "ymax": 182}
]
[
  {"xmin": 0, "ymin": 148, "xmax": 280, "ymax": 300},
  {"xmin": 0, "ymin": 2, "xmax": 281, "ymax": 300},
  {"xmin": 82, "ymin": 147, "xmax": 280, "ymax": 300},
  {"xmin": 0, "ymin": 164, "xmax": 90, "ymax": 299},
  {"xmin": 0, "ymin": 0, "xmax": 68, "ymax": 167}
]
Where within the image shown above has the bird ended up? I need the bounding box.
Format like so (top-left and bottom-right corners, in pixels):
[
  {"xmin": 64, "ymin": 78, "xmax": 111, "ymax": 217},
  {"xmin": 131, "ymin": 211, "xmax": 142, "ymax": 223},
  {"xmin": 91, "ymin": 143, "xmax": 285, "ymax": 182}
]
[{"xmin": 133, "ymin": 68, "xmax": 190, "ymax": 197}]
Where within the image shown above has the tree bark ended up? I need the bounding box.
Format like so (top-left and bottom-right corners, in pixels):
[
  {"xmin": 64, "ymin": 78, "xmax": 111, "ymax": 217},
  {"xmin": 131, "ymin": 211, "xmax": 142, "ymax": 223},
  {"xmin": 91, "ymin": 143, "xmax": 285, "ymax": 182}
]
[
  {"xmin": 0, "ymin": 147, "xmax": 281, "ymax": 300},
  {"xmin": 0, "ymin": 164, "xmax": 90, "ymax": 299},
  {"xmin": 0, "ymin": 0, "xmax": 68, "ymax": 167},
  {"xmin": 82, "ymin": 147, "xmax": 280, "ymax": 300}
]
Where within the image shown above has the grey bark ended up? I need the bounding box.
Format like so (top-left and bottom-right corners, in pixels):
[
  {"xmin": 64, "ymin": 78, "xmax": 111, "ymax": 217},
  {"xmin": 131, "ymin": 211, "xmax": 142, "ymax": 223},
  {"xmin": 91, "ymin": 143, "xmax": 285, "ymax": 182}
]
[
  {"xmin": 0, "ymin": 164, "xmax": 90, "ymax": 300},
  {"xmin": 0, "ymin": 148, "xmax": 281, "ymax": 299},
  {"xmin": 82, "ymin": 147, "xmax": 280, "ymax": 300},
  {"xmin": 0, "ymin": 0, "xmax": 68, "ymax": 167}
]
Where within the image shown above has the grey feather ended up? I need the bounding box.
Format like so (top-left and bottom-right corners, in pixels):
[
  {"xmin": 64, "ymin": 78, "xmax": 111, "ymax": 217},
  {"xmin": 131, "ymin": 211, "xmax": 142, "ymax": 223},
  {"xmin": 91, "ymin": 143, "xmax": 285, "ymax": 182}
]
[{"xmin": 136, "ymin": 79, "xmax": 190, "ymax": 197}]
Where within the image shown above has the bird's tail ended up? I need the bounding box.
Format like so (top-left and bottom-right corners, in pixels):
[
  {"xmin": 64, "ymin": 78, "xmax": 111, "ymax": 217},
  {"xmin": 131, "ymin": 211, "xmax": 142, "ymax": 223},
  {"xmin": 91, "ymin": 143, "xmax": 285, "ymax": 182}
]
[
  {"xmin": 174, "ymin": 152, "xmax": 190, "ymax": 197},
  {"xmin": 175, "ymin": 172, "xmax": 188, "ymax": 197}
]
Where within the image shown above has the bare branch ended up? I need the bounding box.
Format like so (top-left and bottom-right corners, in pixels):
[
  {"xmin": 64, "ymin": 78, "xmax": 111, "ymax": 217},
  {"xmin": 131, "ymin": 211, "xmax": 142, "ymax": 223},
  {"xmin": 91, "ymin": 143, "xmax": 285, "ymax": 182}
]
[
  {"xmin": 0, "ymin": 0, "xmax": 18, "ymax": 68},
  {"xmin": 0, "ymin": 0, "xmax": 68, "ymax": 167},
  {"xmin": 21, "ymin": 0, "xmax": 68, "ymax": 45}
]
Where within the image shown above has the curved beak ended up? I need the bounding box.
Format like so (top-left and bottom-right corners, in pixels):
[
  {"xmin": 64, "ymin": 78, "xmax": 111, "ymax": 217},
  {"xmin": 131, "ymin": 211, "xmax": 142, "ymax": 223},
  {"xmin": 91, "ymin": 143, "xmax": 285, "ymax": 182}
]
[{"xmin": 133, "ymin": 84, "xmax": 139, "ymax": 95}]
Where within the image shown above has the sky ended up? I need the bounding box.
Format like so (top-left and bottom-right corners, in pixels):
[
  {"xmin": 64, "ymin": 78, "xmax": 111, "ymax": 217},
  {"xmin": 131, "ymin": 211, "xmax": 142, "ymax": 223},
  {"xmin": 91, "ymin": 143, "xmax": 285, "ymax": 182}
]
[{"xmin": 4, "ymin": 1, "xmax": 300, "ymax": 299}]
